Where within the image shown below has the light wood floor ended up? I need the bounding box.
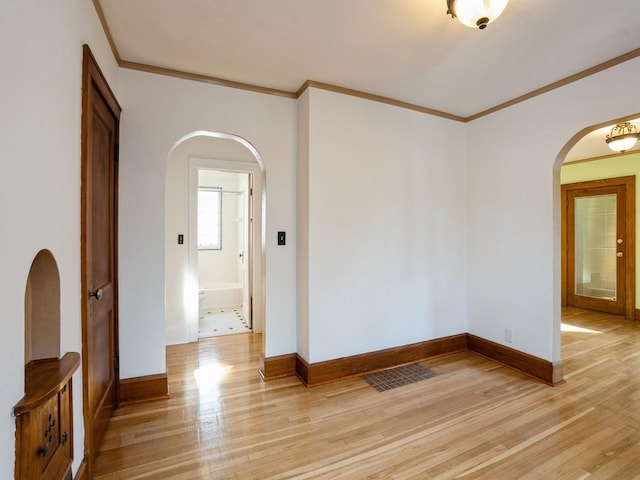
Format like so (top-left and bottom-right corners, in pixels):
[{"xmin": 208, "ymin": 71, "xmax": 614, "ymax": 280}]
[{"xmin": 93, "ymin": 308, "xmax": 640, "ymax": 479}]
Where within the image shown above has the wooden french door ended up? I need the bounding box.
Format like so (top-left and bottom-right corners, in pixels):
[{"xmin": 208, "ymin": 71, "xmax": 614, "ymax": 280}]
[
  {"xmin": 81, "ymin": 45, "xmax": 121, "ymax": 474},
  {"xmin": 561, "ymin": 176, "xmax": 635, "ymax": 319}
]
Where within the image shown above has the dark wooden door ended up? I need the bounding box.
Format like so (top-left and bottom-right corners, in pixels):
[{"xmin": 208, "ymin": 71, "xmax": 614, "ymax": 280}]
[{"xmin": 81, "ymin": 45, "xmax": 121, "ymax": 474}]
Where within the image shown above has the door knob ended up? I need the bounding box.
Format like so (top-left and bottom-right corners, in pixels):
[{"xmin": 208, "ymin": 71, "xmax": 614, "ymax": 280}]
[
  {"xmin": 617, "ymin": 252, "xmax": 624, "ymax": 258},
  {"xmin": 90, "ymin": 288, "xmax": 103, "ymax": 300}
]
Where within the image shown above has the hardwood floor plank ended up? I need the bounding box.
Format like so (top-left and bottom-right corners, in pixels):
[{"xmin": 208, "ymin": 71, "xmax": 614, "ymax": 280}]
[{"xmin": 94, "ymin": 308, "xmax": 640, "ymax": 478}]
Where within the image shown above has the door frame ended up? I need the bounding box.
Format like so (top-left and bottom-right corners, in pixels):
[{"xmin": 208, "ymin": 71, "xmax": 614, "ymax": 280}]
[
  {"xmin": 187, "ymin": 157, "xmax": 263, "ymax": 341},
  {"xmin": 244, "ymin": 173, "xmax": 253, "ymax": 328},
  {"xmin": 561, "ymin": 175, "xmax": 635, "ymax": 320},
  {"xmin": 80, "ymin": 44, "xmax": 121, "ymax": 474}
]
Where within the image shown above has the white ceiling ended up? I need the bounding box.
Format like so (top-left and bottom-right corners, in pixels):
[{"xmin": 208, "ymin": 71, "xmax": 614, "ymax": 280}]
[{"xmin": 97, "ymin": 0, "xmax": 640, "ymax": 156}]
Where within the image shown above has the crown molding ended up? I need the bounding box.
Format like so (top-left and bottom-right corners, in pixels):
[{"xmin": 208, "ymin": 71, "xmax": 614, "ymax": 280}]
[
  {"xmin": 92, "ymin": 0, "xmax": 121, "ymax": 63},
  {"xmin": 119, "ymin": 60, "xmax": 297, "ymax": 98},
  {"xmin": 93, "ymin": 1, "xmax": 640, "ymax": 123},
  {"xmin": 296, "ymin": 80, "xmax": 465, "ymax": 122},
  {"xmin": 466, "ymin": 47, "xmax": 640, "ymax": 122}
]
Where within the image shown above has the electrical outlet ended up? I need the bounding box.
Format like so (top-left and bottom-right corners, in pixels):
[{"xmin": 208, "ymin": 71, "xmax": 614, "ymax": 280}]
[{"xmin": 505, "ymin": 328, "xmax": 513, "ymax": 343}]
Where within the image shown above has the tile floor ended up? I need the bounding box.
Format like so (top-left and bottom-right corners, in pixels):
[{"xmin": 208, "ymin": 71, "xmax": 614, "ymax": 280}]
[{"xmin": 198, "ymin": 306, "xmax": 250, "ymax": 338}]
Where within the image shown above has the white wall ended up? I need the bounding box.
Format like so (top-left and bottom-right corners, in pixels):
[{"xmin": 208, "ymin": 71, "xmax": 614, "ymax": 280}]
[
  {"xmin": 0, "ymin": 1, "xmax": 118, "ymax": 476},
  {"xmin": 299, "ymin": 88, "xmax": 468, "ymax": 363},
  {"xmin": 119, "ymin": 69, "xmax": 298, "ymax": 364},
  {"xmin": 466, "ymin": 57, "xmax": 640, "ymax": 363}
]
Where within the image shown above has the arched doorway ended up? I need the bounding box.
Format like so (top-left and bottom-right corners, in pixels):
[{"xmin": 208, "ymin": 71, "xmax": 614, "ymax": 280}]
[
  {"xmin": 164, "ymin": 131, "xmax": 266, "ymax": 349},
  {"xmin": 554, "ymin": 115, "xmax": 640, "ymax": 365}
]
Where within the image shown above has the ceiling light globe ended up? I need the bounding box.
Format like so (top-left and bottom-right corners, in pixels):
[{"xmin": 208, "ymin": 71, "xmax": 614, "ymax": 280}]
[
  {"xmin": 605, "ymin": 122, "xmax": 640, "ymax": 153},
  {"xmin": 448, "ymin": 0, "xmax": 509, "ymax": 29},
  {"xmin": 606, "ymin": 136, "xmax": 639, "ymax": 153}
]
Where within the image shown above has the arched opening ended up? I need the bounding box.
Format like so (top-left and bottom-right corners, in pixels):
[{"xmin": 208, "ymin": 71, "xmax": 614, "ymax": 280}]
[
  {"xmin": 24, "ymin": 249, "xmax": 61, "ymax": 364},
  {"xmin": 554, "ymin": 114, "xmax": 640, "ymax": 369},
  {"xmin": 164, "ymin": 131, "xmax": 266, "ymax": 352},
  {"xmin": 16, "ymin": 249, "xmax": 79, "ymax": 480}
]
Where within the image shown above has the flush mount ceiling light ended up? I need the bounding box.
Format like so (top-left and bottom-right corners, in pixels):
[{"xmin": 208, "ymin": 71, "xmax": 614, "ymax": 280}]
[
  {"xmin": 446, "ymin": 0, "xmax": 508, "ymax": 30},
  {"xmin": 605, "ymin": 122, "xmax": 640, "ymax": 153}
]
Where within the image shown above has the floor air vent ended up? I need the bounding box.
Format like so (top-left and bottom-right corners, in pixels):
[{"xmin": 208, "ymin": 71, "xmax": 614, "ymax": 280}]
[{"xmin": 362, "ymin": 363, "xmax": 437, "ymax": 392}]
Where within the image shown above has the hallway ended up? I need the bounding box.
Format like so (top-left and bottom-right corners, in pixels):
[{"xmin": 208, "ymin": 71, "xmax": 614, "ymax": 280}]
[{"xmin": 94, "ymin": 309, "xmax": 640, "ymax": 479}]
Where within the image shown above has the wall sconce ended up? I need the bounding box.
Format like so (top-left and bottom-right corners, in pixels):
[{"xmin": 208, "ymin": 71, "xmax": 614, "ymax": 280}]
[
  {"xmin": 446, "ymin": 0, "xmax": 508, "ymax": 30},
  {"xmin": 605, "ymin": 122, "xmax": 640, "ymax": 153}
]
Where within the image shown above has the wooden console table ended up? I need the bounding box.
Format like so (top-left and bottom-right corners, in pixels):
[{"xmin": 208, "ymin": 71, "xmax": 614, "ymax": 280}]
[{"xmin": 14, "ymin": 352, "xmax": 80, "ymax": 480}]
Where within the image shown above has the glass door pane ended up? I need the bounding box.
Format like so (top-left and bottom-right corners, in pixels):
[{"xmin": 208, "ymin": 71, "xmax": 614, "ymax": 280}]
[{"xmin": 574, "ymin": 194, "xmax": 617, "ymax": 300}]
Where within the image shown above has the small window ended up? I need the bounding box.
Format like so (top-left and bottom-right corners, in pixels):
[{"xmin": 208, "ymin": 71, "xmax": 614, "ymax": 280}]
[{"xmin": 198, "ymin": 187, "xmax": 222, "ymax": 250}]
